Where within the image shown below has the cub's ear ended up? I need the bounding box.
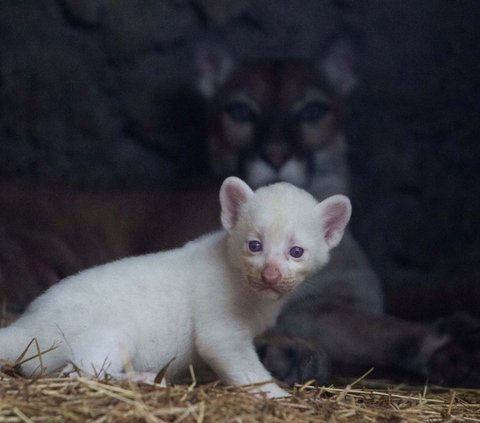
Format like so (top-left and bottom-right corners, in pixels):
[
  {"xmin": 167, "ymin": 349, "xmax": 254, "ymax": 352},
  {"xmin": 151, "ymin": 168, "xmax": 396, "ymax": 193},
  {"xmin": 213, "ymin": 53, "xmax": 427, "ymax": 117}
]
[
  {"xmin": 220, "ymin": 177, "xmax": 254, "ymax": 231},
  {"xmin": 318, "ymin": 32, "xmax": 358, "ymax": 97},
  {"xmin": 195, "ymin": 39, "xmax": 235, "ymax": 98},
  {"xmin": 316, "ymin": 194, "xmax": 352, "ymax": 249}
]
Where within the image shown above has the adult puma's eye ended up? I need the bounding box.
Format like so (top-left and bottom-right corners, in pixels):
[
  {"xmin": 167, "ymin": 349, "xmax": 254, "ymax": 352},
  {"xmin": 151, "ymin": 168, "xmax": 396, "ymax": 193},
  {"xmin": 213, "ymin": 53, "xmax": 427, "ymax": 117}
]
[
  {"xmin": 289, "ymin": 246, "xmax": 304, "ymax": 258},
  {"xmin": 297, "ymin": 101, "xmax": 330, "ymax": 123},
  {"xmin": 248, "ymin": 240, "xmax": 263, "ymax": 253},
  {"xmin": 225, "ymin": 101, "xmax": 256, "ymax": 123}
]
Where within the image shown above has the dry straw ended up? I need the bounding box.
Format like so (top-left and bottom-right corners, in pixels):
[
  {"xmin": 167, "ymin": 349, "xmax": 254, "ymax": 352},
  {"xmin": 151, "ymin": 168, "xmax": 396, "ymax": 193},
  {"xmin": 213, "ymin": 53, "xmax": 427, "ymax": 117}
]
[
  {"xmin": 0, "ymin": 309, "xmax": 479, "ymax": 422},
  {"xmin": 1, "ymin": 365, "xmax": 479, "ymax": 423}
]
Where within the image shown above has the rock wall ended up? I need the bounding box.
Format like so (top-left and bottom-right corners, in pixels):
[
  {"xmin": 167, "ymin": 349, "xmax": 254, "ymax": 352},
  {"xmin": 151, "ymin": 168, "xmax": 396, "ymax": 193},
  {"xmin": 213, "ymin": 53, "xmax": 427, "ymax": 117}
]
[{"xmin": 1, "ymin": 0, "xmax": 479, "ymax": 319}]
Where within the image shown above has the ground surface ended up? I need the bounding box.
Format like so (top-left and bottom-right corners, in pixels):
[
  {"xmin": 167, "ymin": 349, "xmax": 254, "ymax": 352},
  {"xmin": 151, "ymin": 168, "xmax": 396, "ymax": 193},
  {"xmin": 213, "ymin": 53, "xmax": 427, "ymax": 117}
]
[{"xmin": 0, "ymin": 373, "xmax": 479, "ymax": 423}]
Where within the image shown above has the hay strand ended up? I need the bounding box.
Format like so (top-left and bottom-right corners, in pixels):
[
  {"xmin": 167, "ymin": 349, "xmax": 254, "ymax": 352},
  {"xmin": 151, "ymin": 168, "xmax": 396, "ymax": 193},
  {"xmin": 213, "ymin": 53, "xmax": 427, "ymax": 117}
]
[{"xmin": 1, "ymin": 372, "xmax": 479, "ymax": 422}]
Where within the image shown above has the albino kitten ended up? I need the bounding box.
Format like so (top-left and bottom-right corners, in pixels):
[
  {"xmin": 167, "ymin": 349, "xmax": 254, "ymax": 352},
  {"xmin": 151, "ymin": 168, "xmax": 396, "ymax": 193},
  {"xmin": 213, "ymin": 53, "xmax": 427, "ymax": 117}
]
[{"xmin": 0, "ymin": 177, "xmax": 350, "ymax": 398}]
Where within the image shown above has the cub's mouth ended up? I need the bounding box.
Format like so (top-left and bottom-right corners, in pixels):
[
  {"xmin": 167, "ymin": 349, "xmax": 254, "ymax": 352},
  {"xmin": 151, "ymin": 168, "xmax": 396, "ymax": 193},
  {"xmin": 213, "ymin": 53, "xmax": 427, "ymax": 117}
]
[{"xmin": 247, "ymin": 276, "xmax": 297, "ymax": 299}]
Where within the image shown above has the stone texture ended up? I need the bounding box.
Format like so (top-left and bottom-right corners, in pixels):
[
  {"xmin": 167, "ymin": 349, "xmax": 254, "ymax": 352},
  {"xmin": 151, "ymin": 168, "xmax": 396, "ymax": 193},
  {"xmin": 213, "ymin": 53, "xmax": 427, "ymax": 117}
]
[
  {"xmin": 102, "ymin": 0, "xmax": 200, "ymax": 62},
  {"xmin": 61, "ymin": 0, "xmax": 104, "ymax": 26}
]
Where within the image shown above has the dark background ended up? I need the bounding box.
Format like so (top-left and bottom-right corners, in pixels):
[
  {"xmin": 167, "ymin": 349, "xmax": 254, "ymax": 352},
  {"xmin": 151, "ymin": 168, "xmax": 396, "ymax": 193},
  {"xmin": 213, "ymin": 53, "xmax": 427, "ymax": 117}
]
[{"xmin": 1, "ymin": 0, "xmax": 479, "ymax": 320}]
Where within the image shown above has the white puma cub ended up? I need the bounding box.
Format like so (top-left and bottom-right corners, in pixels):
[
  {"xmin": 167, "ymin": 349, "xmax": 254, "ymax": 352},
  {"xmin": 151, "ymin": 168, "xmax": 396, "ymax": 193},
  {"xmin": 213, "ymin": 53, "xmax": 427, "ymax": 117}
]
[{"xmin": 0, "ymin": 177, "xmax": 350, "ymax": 397}]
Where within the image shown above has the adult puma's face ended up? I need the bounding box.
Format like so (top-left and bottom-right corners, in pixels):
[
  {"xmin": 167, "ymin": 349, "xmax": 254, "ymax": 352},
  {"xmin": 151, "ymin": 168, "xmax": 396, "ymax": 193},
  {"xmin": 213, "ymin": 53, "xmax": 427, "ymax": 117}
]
[
  {"xmin": 209, "ymin": 62, "xmax": 344, "ymax": 189},
  {"xmin": 197, "ymin": 37, "xmax": 356, "ymax": 195}
]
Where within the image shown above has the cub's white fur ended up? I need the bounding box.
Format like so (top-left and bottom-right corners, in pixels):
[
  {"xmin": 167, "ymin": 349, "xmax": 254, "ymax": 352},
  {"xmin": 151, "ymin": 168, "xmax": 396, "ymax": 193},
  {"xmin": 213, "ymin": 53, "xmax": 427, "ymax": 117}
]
[{"xmin": 0, "ymin": 177, "xmax": 350, "ymax": 398}]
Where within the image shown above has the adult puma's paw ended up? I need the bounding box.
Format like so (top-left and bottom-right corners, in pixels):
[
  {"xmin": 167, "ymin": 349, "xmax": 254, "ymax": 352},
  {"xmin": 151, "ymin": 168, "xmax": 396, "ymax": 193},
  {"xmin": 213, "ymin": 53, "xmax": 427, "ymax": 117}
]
[
  {"xmin": 427, "ymin": 312, "xmax": 480, "ymax": 387},
  {"xmin": 255, "ymin": 335, "xmax": 330, "ymax": 386}
]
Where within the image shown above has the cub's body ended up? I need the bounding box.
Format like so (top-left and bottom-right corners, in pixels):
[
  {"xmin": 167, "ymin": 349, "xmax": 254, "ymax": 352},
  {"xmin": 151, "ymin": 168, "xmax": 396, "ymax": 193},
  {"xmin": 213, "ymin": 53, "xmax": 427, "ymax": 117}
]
[
  {"xmin": 0, "ymin": 178, "xmax": 351, "ymax": 398},
  {"xmin": 4, "ymin": 232, "xmax": 238, "ymax": 378}
]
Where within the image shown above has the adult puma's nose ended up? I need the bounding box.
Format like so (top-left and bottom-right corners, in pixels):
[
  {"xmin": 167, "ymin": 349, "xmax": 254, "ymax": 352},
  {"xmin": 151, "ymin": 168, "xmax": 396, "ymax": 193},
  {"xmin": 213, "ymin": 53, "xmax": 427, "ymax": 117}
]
[
  {"xmin": 261, "ymin": 264, "xmax": 282, "ymax": 285},
  {"xmin": 263, "ymin": 143, "xmax": 292, "ymax": 170}
]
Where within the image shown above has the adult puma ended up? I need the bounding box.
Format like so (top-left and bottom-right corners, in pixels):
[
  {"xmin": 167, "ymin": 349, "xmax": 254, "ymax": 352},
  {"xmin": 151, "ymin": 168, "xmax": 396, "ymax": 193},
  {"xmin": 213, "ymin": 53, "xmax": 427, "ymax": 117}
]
[{"xmin": 195, "ymin": 37, "xmax": 480, "ymax": 387}]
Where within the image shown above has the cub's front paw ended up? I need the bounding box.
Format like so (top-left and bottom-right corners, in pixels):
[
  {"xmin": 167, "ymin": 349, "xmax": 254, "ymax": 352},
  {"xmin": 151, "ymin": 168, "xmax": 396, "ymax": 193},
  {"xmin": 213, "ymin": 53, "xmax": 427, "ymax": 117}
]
[
  {"xmin": 427, "ymin": 312, "xmax": 480, "ymax": 387},
  {"xmin": 247, "ymin": 382, "xmax": 290, "ymax": 399},
  {"xmin": 255, "ymin": 335, "xmax": 330, "ymax": 386}
]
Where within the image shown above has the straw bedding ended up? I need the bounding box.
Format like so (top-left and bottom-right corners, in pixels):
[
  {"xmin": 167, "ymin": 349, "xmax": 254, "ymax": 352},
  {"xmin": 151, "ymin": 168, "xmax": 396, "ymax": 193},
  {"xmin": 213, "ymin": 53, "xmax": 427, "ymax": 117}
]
[
  {"xmin": 1, "ymin": 368, "xmax": 479, "ymax": 423},
  {"xmin": 1, "ymin": 308, "xmax": 479, "ymax": 422}
]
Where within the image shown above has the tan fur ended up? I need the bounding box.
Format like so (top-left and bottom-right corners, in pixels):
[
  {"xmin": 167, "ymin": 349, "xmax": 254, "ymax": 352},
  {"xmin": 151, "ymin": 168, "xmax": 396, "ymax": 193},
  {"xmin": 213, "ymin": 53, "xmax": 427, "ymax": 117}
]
[{"xmin": 205, "ymin": 61, "xmax": 348, "ymax": 196}]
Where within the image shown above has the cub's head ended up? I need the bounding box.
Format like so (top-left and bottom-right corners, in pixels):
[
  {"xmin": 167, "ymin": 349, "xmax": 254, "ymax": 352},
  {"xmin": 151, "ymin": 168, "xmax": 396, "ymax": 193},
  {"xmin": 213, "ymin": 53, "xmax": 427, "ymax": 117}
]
[
  {"xmin": 197, "ymin": 36, "xmax": 357, "ymax": 198},
  {"xmin": 219, "ymin": 176, "xmax": 351, "ymax": 300}
]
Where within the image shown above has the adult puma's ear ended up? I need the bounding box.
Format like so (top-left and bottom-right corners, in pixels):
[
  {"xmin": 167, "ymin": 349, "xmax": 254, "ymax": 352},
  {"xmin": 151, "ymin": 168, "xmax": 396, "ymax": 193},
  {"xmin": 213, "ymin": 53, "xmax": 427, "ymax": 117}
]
[
  {"xmin": 220, "ymin": 177, "xmax": 254, "ymax": 231},
  {"xmin": 316, "ymin": 194, "xmax": 352, "ymax": 249},
  {"xmin": 318, "ymin": 32, "xmax": 358, "ymax": 97},
  {"xmin": 196, "ymin": 39, "xmax": 235, "ymax": 98}
]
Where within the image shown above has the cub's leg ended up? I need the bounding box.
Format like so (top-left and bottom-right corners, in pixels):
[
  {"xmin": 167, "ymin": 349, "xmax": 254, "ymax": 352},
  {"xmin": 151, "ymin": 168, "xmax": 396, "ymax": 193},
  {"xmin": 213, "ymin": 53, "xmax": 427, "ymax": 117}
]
[
  {"xmin": 197, "ymin": 336, "xmax": 289, "ymax": 398},
  {"xmin": 58, "ymin": 328, "xmax": 137, "ymax": 380}
]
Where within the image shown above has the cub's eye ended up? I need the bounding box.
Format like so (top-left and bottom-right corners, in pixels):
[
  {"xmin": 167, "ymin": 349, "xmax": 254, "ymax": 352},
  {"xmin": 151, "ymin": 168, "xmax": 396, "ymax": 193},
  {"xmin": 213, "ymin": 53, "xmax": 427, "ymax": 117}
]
[
  {"xmin": 297, "ymin": 101, "xmax": 330, "ymax": 123},
  {"xmin": 289, "ymin": 246, "xmax": 304, "ymax": 258},
  {"xmin": 248, "ymin": 240, "xmax": 263, "ymax": 253},
  {"xmin": 225, "ymin": 101, "xmax": 256, "ymax": 123}
]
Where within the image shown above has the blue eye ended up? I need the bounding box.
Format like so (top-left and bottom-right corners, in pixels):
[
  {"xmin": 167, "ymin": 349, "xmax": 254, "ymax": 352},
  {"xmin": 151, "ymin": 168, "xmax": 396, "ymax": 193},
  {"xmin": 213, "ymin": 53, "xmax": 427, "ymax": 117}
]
[
  {"xmin": 289, "ymin": 246, "xmax": 304, "ymax": 258},
  {"xmin": 248, "ymin": 240, "xmax": 262, "ymax": 253}
]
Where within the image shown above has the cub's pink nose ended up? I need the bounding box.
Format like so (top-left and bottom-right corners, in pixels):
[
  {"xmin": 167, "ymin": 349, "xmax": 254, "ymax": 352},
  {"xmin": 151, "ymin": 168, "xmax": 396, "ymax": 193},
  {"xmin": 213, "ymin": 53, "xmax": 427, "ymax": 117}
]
[{"xmin": 261, "ymin": 265, "xmax": 281, "ymax": 285}]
